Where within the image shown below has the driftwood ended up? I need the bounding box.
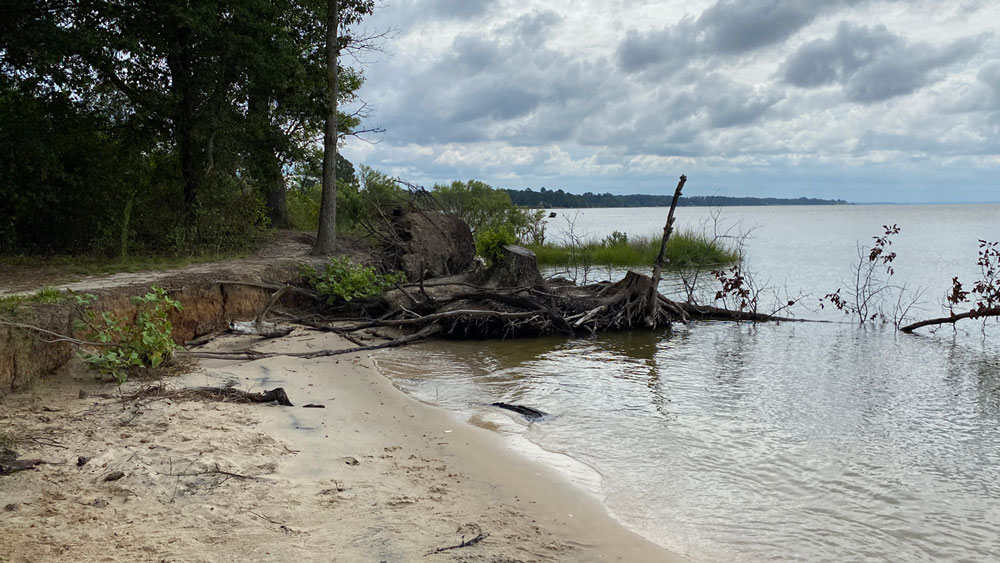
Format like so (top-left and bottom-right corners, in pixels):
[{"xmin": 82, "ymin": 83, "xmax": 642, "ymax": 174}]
[
  {"xmin": 424, "ymin": 533, "xmax": 489, "ymax": 556},
  {"xmin": 0, "ymin": 448, "xmax": 44, "ymax": 476},
  {"xmin": 901, "ymin": 307, "xmax": 1000, "ymax": 333},
  {"xmin": 170, "ymin": 386, "xmax": 294, "ymax": 406},
  {"xmin": 491, "ymin": 402, "xmax": 547, "ymax": 420},
  {"xmin": 676, "ymin": 302, "xmax": 803, "ymax": 323}
]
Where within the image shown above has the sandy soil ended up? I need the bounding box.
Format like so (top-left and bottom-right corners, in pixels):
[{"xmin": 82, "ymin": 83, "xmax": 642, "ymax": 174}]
[
  {"xmin": 0, "ymin": 231, "xmax": 340, "ymax": 297},
  {"xmin": 0, "ymin": 330, "xmax": 685, "ymax": 562}
]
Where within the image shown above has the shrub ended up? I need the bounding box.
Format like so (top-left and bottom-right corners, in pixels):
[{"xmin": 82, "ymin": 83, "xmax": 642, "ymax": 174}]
[
  {"xmin": 75, "ymin": 286, "xmax": 182, "ymax": 384},
  {"xmin": 301, "ymin": 257, "xmax": 406, "ymax": 303},
  {"xmin": 476, "ymin": 226, "xmax": 518, "ymax": 264}
]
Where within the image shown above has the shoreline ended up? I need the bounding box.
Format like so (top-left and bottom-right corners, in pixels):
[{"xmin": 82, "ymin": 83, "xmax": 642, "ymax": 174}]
[{"xmin": 1, "ymin": 329, "xmax": 685, "ymax": 562}]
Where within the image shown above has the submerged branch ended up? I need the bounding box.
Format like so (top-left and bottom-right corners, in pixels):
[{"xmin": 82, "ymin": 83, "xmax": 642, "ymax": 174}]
[{"xmin": 900, "ymin": 307, "xmax": 1000, "ymax": 333}]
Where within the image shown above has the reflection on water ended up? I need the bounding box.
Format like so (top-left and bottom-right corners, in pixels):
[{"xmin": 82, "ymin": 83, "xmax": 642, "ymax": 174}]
[
  {"xmin": 375, "ymin": 205, "xmax": 1000, "ymax": 562},
  {"xmin": 378, "ymin": 321, "xmax": 1000, "ymax": 563}
]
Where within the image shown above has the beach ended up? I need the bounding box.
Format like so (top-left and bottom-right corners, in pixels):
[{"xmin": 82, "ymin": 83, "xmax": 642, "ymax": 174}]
[{"xmin": 0, "ymin": 329, "xmax": 683, "ymax": 562}]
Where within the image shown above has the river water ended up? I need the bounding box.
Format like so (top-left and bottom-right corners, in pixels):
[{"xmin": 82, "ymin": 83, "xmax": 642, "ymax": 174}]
[{"xmin": 375, "ymin": 204, "xmax": 1000, "ymax": 562}]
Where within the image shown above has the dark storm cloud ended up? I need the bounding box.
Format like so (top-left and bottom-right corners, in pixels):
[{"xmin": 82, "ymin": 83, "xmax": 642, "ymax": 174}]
[
  {"xmin": 616, "ymin": 0, "xmax": 832, "ymax": 74},
  {"xmin": 782, "ymin": 22, "xmax": 984, "ymax": 102}
]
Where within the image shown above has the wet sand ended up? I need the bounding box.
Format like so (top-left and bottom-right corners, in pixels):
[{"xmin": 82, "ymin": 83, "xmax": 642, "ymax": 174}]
[{"xmin": 0, "ymin": 329, "xmax": 685, "ymax": 562}]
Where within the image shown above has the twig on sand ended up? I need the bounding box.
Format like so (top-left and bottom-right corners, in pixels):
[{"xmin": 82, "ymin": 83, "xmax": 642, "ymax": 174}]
[
  {"xmin": 249, "ymin": 510, "xmax": 285, "ymax": 526},
  {"xmin": 424, "ymin": 533, "xmax": 489, "ymax": 556},
  {"xmin": 170, "ymin": 462, "xmax": 257, "ymax": 480}
]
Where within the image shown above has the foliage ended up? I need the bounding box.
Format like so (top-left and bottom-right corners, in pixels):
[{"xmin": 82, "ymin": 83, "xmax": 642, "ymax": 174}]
[
  {"xmin": 0, "ymin": 287, "xmax": 67, "ymax": 313},
  {"xmin": 286, "ymin": 153, "xmax": 361, "ymax": 232},
  {"xmin": 75, "ymin": 287, "xmax": 182, "ymax": 384},
  {"xmin": 476, "ymin": 226, "xmax": 518, "ymax": 265},
  {"xmin": 0, "ymin": 0, "xmax": 377, "ymax": 256},
  {"xmin": 431, "ymin": 180, "xmax": 546, "ymax": 244},
  {"xmin": 301, "ymin": 258, "xmax": 406, "ymax": 303},
  {"xmin": 945, "ymin": 240, "xmax": 1000, "ymax": 318},
  {"xmin": 602, "ymin": 231, "xmax": 629, "ymax": 247},
  {"xmin": 820, "ymin": 224, "xmax": 922, "ymax": 327}
]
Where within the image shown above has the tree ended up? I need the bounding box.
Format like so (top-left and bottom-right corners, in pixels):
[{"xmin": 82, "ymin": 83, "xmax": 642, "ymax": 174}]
[
  {"xmin": 1, "ymin": 0, "xmax": 378, "ymax": 255},
  {"xmin": 312, "ymin": 0, "xmax": 376, "ymax": 255},
  {"xmin": 313, "ymin": 0, "xmax": 341, "ymax": 255}
]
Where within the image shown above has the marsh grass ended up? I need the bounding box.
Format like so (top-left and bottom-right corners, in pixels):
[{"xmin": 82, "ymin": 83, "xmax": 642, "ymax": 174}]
[{"xmin": 526, "ymin": 230, "xmax": 738, "ymax": 268}]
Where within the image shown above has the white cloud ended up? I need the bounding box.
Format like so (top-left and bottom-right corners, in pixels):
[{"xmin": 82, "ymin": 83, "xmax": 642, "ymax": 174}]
[{"xmin": 346, "ymin": 0, "xmax": 1000, "ymax": 202}]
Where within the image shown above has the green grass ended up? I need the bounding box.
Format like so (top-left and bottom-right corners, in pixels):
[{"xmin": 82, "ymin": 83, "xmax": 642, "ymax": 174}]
[
  {"xmin": 0, "ymin": 286, "xmax": 70, "ymax": 313},
  {"xmin": 526, "ymin": 230, "xmax": 739, "ymax": 268}
]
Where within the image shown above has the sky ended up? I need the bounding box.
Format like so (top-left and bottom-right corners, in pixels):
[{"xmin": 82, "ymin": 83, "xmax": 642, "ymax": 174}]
[{"xmin": 340, "ymin": 0, "xmax": 1000, "ymax": 203}]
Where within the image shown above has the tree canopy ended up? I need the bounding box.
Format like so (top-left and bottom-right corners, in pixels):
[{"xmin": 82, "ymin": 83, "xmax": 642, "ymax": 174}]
[{"xmin": 0, "ymin": 0, "xmax": 375, "ymax": 255}]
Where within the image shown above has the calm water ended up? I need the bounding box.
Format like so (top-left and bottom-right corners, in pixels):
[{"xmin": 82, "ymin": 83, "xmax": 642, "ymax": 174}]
[{"xmin": 376, "ymin": 204, "xmax": 1000, "ymax": 562}]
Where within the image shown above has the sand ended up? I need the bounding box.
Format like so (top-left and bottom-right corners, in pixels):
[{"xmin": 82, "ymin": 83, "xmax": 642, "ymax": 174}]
[{"xmin": 0, "ymin": 330, "xmax": 685, "ymax": 562}]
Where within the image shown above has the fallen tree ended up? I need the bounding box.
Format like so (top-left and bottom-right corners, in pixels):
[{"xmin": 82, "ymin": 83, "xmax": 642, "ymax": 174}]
[{"xmin": 901, "ymin": 307, "xmax": 1000, "ymax": 333}]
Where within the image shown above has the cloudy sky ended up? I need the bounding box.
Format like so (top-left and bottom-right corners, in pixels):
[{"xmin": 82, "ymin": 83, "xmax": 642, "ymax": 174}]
[{"xmin": 340, "ymin": 0, "xmax": 1000, "ymax": 203}]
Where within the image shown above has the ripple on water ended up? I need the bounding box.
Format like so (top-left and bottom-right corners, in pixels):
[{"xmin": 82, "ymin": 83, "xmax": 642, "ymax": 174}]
[{"xmin": 376, "ymin": 321, "xmax": 1000, "ymax": 562}]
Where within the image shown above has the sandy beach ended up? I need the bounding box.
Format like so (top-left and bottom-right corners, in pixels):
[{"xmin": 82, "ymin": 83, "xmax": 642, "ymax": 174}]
[{"xmin": 0, "ymin": 329, "xmax": 684, "ymax": 562}]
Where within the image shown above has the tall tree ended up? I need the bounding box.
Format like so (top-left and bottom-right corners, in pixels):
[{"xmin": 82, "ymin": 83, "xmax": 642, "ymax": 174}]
[{"xmin": 313, "ymin": 0, "xmax": 340, "ymax": 255}]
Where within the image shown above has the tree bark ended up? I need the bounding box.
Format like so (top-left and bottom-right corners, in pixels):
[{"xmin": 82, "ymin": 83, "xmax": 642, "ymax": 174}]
[
  {"xmin": 645, "ymin": 175, "xmax": 686, "ymax": 326},
  {"xmin": 312, "ymin": 0, "xmax": 339, "ymax": 256}
]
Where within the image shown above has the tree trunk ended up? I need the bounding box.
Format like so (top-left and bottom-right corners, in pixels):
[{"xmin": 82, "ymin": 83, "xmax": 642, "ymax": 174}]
[
  {"xmin": 167, "ymin": 26, "xmax": 202, "ymax": 227},
  {"xmin": 481, "ymin": 245, "xmax": 545, "ymax": 288},
  {"xmin": 312, "ymin": 0, "xmax": 339, "ymax": 256},
  {"xmin": 262, "ymin": 147, "xmax": 287, "ymax": 228},
  {"xmin": 248, "ymin": 93, "xmax": 289, "ymax": 228},
  {"xmin": 645, "ymin": 175, "xmax": 686, "ymax": 326}
]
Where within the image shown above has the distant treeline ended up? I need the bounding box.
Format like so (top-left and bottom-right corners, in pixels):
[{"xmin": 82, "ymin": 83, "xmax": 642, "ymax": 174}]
[{"xmin": 504, "ymin": 188, "xmax": 850, "ymax": 208}]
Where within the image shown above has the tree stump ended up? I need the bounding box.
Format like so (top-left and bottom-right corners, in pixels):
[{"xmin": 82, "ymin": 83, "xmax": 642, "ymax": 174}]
[{"xmin": 482, "ymin": 245, "xmax": 545, "ymax": 288}]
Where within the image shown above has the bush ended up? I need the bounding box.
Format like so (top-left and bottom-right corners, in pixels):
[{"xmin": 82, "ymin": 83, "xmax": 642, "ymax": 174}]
[
  {"xmin": 301, "ymin": 257, "xmax": 406, "ymax": 303},
  {"xmin": 75, "ymin": 287, "xmax": 182, "ymax": 384},
  {"xmin": 476, "ymin": 226, "xmax": 517, "ymax": 264}
]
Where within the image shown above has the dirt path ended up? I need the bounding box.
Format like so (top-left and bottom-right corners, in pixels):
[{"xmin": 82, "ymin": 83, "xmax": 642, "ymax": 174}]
[{"xmin": 0, "ymin": 231, "xmax": 328, "ymax": 297}]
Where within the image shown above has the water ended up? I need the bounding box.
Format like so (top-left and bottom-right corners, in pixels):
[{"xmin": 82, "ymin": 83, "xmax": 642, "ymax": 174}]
[{"xmin": 375, "ymin": 204, "xmax": 1000, "ymax": 562}]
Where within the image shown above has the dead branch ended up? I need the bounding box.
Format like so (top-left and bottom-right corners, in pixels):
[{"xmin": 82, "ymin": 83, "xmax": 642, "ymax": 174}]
[
  {"xmin": 169, "ymin": 462, "xmax": 257, "ymax": 480},
  {"xmin": 182, "ymin": 324, "xmax": 442, "ymax": 361},
  {"xmin": 647, "ymin": 175, "xmax": 687, "ymax": 326},
  {"xmin": 149, "ymin": 386, "xmax": 295, "ymax": 406},
  {"xmin": 256, "ymin": 285, "xmax": 291, "ymax": 327},
  {"xmin": 900, "ymin": 307, "xmax": 1000, "ymax": 333},
  {"xmin": 424, "ymin": 533, "xmax": 489, "ymax": 556},
  {"xmin": 0, "ymin": 321, "xmax": 113, "ymax": 348},
  {"xmin": 677, "ymin": 302, "xmax": 805, "ymax": 323},
  {"xmin": 0, "ymin": 457, "xmax": 45, "ymax": 475}
]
